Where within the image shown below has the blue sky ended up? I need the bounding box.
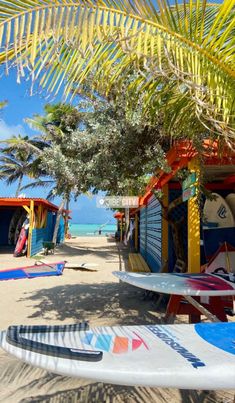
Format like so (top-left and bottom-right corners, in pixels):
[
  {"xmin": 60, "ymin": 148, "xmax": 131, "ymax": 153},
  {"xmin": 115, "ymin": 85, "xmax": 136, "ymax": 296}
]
[{"xmin": 0, "ymin": 70, "xmax": 115, "ymax": 224}]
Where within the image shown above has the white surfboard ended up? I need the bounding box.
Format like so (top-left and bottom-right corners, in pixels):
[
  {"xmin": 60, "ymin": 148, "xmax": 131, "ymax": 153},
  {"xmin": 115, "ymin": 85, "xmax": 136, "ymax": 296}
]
[
  {"xmin": 1, "ymin": 322, "xmax": 235, "ymax": 390},
  {"xmin": 225, "ymin": 193, "xmax": 235, "ymax": 218},
  {"xmin": 203, "ymin": 193, "xmax": 235, "ymax": 228},
  {"xmin": 35, "ymin": 261, "xmax": 99, "ymax": 271},
  {"xmin": 65, "ymin": 262, "xmax": 99, "ymax": 270},
  {"xmin": 112, "ymin": 271, "xmax": 235, "ymax": 296}
]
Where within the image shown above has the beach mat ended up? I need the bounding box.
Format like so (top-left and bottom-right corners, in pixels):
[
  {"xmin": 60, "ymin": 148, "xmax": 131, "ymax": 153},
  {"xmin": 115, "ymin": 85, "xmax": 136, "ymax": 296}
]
[{"xmin": 0, "ymin": 262, "xmax": 65, "ymax": 281}]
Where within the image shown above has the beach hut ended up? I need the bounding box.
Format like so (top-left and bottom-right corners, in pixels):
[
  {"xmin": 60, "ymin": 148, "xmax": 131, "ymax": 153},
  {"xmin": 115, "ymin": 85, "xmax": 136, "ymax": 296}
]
[
  {"xmin": 0, "ymin": 198, "xmax": 66, "ymax": 257},
  {"xmin": 120, "ymin": 141, "xmax": 235, "ymax": 273},
  {"xmin": 113, "ymin": 212, "xmax": 125, "ymax": 241}
]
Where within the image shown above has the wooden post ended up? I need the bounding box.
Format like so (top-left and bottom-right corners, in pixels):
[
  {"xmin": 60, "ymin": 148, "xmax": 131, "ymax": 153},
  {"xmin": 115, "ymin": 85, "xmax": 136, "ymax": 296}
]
[
  {"xmin": 38, "ymin": 204, "xmax": 42, "ymax": 228},
  {"xmin": 134, "ymin": 213, "xmax": 138, "ymax": 251},
  {"xmin": 120, "ymin": 218, "xmax": 123, "ymax": 242},
  {"xmin": 27, "ymin": 200, "xmax": 34, "ymax": 257},
  {"xmin": 188, "ymin": 158, "xmax": 200, "ymax": 273},
  {"xmin": 162, "ymin": 184, "xmax": 169, "ymax": 271}
]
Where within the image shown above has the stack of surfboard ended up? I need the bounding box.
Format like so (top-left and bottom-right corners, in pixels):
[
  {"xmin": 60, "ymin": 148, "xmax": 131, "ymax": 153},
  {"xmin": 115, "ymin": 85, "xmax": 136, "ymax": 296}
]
[{"xmin": 203, "ymin": 193, "xmax": 235, "ymax": 228}]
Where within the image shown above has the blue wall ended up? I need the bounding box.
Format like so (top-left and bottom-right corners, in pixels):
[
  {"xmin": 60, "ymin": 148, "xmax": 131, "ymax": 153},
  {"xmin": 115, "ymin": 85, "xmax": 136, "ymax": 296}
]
[
  {"xmin": 31, "ymin": 212, "xmax": 65, "ymax": 256},
  {"xmin": 139, "ymin": 206, "xmax": 147, "ymax": 259},
  {"xmin": 139, "ymin": 195, "xmax": 162, "ymax": 272},
  {"xmin": 168, "ymin": 189, "xmax": 188, "ymax": 272},
  {"xmin": 57, "ymin": 217, "xmax": 65, "ymax": 243}
]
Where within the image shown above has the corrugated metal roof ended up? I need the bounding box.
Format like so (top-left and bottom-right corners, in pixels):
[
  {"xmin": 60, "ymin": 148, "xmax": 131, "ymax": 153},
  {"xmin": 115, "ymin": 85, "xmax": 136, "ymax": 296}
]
[{"xmin": 0, "ymin": 197, "xmax": 59, "ymax": 211}]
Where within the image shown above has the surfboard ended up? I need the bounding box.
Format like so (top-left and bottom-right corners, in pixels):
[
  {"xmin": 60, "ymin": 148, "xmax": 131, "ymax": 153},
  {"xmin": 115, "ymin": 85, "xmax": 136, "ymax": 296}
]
[
  {"xmin": 203, "ymin": 193, "xmax": 235, "ymax": 228},
  {"xmin": 35, "ymin": 261, "xmax": 98, "ymax": 271},
  {"xmin": 112, "ymin": 271, "xmax": 235, "ymax": 296},
  {"xmin": 14, "ymin": 213, "xmax": 27, "ymax": 245},
  {"xmin": 65, "ymin": 262, "xmax": 99, "ymax": 270},
  {"xmin": 13, "ymin": 227, "xmax": 27, "ymax": 257},
  {"xmin": 225, "ymin": 193, "xmax": 235, "ymax": 218},
  {"xmin": 0, "ymin": 322, "xmax": 234, "ymax": 389}
]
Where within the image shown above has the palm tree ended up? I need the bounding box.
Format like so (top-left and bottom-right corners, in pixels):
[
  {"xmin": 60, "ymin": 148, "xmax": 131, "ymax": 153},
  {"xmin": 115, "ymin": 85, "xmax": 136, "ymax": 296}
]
[
  {"xmin": 22, "ymin": 103, "xmax": 81, "ymax": 242},
  {"xmin": 0, "ymin": 1, "xmax": 234, "ymax": 143},
  {"xmin": 0, "ymin": 137, "xmax": 37, "ymax": 196}
]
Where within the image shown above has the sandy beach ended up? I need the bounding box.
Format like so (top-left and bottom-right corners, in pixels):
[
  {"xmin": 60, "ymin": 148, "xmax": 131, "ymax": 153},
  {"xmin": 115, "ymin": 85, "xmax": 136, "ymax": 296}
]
[{"xmin": 0, "ymin": 237, "xmax": 234, "ymax": 402}]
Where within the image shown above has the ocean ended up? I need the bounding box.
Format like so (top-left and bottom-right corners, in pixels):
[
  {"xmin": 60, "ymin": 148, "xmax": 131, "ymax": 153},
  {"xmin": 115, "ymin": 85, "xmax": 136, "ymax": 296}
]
[{"xmin": 70, "ymin": 223, "xmax": 116, "ymax": 237}]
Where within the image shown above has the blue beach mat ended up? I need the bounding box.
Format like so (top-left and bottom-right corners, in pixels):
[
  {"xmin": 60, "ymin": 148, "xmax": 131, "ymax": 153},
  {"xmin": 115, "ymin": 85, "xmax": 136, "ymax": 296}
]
[{"xmin": 0, "ymin": 262, "xmax": 65, "ymax": 281}]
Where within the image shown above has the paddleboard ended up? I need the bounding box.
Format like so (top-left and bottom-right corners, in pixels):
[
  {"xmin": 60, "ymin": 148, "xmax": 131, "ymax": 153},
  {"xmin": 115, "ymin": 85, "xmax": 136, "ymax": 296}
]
[
  {"xmin": 225, "ymin": 193, "xmax": 235, "ymax": 218},
  {"xmin": 0, "ymin": 322, "xmax": 234, "ymax": 389},
  {"xmin": 203, "ymin": 193, "xmax": 235, "ymax": 228},
  {"xmin": 112, "ymin": 271, "xmax": 235, "ymax": 296}
]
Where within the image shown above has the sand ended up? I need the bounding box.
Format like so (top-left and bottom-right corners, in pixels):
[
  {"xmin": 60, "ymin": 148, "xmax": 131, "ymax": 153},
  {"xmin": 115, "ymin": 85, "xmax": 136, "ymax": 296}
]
[{"xmin": 0, "ymin": 237, "xmax": 234, "ymax": 402}]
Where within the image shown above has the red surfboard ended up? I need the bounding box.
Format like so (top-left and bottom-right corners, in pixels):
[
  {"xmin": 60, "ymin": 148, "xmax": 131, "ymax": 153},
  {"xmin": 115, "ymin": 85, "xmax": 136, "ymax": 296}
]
[{"xmin": 14, "ymin": 227, "xmax": 27, "ymax": 257}]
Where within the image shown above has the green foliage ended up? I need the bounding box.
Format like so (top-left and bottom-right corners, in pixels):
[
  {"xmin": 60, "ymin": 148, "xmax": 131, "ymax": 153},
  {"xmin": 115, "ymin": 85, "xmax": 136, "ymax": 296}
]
[{"xmin": 37, "ymin": 97, "xmax": 169, "ymax": 197}]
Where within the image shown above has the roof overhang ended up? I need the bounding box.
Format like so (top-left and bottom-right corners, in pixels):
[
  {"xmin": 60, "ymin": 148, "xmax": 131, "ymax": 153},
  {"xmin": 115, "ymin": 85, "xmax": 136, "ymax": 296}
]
[
  {"xmin": 0, "ymin": 198, "xmax": 59, "ymax": 212},
  {"xmin": 140, "ymin": 140, "xmax": 235, "ymax": 206}
]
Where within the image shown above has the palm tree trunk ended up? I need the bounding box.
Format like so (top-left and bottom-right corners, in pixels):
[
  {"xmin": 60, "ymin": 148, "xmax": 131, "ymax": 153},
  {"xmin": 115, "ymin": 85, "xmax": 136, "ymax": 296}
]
[
  {"xmin": 15, "ymin": 175, "xmax": 23, "ymax": 197},
  {"xmin": 52, "ymin": 199, "xmax": 65, "ymax": 244}
]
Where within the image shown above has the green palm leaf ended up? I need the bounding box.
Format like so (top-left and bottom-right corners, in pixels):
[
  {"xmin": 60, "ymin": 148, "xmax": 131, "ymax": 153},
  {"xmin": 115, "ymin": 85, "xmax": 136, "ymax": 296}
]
[{"xmin": 0, "ymin": 1, "xmax": 234, "ymax": 139}]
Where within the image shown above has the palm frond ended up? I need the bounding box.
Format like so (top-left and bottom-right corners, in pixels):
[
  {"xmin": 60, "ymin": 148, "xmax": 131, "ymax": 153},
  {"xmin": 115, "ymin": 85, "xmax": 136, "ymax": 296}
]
[
  {"xmin": 20, "ymin": 179, "xmax": 54, "ymax": 191},
  {"xmin": 0, "ymin": 1, "xmax": 234, "ymax": 138}
]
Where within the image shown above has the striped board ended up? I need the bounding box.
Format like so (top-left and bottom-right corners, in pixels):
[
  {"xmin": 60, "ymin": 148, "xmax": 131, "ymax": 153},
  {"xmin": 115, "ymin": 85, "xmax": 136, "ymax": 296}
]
[
  {"xmin": 112, "ymin": 271, "xmax": 235, "ymax": 296},
  {"xmin": 0, "ymin": 322, "xmax": 234, "ymax": 389},
  {"xmin": 0, "ymin": 262, "xmax": 65, "ymax": 281}
]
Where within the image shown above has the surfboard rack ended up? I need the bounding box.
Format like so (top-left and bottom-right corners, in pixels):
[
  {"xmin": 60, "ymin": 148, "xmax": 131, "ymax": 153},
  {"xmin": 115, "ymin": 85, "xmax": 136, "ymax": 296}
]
[{"xmin": 6, "ymin": 324, "xmax": 103, "ymax": 362}]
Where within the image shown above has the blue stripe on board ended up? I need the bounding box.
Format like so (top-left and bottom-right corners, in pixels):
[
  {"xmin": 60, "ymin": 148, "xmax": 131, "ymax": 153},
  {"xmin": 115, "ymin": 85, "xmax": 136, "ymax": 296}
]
[{"xmin": 95, "ymin": 334, "xmax": 112, "ymax": 351}]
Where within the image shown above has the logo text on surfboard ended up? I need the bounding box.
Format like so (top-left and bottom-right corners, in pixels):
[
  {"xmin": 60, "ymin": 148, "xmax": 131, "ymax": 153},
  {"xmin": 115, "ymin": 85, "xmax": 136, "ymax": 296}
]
[{"xmin": 147, "ymin": 325, "xmax": 205, "ymax": 369}]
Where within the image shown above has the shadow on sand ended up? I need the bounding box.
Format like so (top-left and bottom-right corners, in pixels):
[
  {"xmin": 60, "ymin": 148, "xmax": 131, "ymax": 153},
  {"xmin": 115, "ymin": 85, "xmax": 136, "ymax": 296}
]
[
  {"xmin": 54, "ymin": 242, "xmax": 120, "ymax": 262},
  {"xmin": 19, "ymin": 282, "xmax": 162, "ymax": 324}
]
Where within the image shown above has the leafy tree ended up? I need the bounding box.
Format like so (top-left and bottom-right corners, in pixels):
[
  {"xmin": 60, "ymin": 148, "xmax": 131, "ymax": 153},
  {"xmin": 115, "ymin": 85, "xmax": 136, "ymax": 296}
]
[{"xmin": 37, "ymin": 97, "xmax": 169, "ymax": 198}]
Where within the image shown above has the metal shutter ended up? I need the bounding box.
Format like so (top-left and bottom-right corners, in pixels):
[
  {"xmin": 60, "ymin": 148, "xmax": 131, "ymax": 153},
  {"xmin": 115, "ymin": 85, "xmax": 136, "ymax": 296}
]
[
  {"xmin": 139, "ymin": 206, "xmax": 147, "ymax": 258},
  {"xmin": 146, "ymin": 194, "xmax": 162, "ymax": 272}
]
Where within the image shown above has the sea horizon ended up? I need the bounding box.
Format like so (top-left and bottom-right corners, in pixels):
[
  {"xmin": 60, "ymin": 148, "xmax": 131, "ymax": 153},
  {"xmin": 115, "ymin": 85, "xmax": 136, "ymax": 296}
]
[{"xmin": 70, "ymin": 223, "xmax": 116, "ymax": 237}]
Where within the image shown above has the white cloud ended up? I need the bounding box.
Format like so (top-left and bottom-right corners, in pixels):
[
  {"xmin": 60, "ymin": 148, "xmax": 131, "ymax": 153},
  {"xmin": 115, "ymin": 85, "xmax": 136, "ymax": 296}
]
[{"xmin": 0, "ymin": 119, "xmax": 27, "ymax": 140}]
